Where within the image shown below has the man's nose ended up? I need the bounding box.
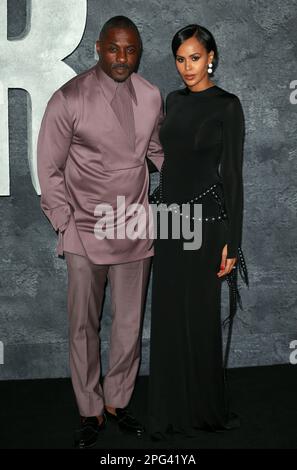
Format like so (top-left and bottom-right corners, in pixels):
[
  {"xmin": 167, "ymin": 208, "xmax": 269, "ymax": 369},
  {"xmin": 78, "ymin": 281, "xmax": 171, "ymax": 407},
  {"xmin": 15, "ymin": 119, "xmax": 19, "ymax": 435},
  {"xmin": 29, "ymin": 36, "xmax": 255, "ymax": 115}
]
[{"xmin": 117, "ymin": 50, "xmax": 128, "ymax": 63}]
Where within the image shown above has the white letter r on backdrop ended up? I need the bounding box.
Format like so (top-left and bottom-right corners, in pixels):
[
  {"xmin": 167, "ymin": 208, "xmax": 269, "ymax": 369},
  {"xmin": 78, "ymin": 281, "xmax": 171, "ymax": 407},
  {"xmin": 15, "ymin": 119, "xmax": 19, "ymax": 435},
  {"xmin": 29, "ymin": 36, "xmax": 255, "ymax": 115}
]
[{"xmin": 0, "ymin": 0, "xmax": 87, "ymax": 195}]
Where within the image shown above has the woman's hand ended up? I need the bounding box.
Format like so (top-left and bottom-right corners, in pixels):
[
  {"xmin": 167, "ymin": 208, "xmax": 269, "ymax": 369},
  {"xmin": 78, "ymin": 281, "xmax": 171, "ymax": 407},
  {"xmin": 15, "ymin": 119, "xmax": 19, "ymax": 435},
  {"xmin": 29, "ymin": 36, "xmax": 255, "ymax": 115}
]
[{"xmin": 217, "ymin": 244, "xmax": 237, "ymax": 278}]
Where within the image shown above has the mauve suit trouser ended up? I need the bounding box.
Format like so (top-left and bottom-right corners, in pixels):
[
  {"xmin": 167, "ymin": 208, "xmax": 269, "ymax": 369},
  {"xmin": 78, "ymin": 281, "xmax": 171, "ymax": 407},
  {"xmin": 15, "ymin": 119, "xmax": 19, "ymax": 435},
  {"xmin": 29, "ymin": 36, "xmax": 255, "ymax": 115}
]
[{"xmin": 64, "ymin": 251, "xmax": 152, "ymax": 417}]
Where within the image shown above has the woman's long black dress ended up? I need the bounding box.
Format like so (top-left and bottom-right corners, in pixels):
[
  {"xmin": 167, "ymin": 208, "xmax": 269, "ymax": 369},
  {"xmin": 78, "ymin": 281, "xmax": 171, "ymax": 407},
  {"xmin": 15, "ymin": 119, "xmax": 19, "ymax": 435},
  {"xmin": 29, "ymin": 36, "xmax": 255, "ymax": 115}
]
[{"xmin": 148, "ymin": 85, "xmax": 248, "ymax": 438}]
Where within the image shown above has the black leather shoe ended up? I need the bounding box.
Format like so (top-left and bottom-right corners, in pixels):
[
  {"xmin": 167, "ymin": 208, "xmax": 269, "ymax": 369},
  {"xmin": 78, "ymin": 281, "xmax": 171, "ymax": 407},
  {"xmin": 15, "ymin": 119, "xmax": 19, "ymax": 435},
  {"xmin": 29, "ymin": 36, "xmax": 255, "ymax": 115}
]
[
  {"xmin": 105, "ymin": 407, "xmax": 145, "ymax": 438},
  {"xmin": 74, "ymin": 414, "xmax": 106, "ymax": 449}
]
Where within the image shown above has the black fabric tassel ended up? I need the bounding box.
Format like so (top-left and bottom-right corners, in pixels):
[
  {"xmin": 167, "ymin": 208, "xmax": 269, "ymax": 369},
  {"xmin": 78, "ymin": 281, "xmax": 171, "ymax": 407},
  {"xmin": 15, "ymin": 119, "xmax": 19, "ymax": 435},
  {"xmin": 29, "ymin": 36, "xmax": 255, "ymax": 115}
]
[
  {"xmin": 222, "ymin": 246, "xmax": 249, "ymax": 369},
  {"xmin": 222, "ymin": 246, "xmax": 249, "ymax": 329}
]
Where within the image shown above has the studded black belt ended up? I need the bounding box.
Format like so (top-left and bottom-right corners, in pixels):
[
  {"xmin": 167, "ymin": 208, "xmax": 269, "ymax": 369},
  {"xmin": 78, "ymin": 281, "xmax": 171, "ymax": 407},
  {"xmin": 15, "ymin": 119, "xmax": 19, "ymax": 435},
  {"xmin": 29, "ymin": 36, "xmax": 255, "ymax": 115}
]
[{"xmin": 149, "ymin": 163, "xmax": 249, "ymax": 334}]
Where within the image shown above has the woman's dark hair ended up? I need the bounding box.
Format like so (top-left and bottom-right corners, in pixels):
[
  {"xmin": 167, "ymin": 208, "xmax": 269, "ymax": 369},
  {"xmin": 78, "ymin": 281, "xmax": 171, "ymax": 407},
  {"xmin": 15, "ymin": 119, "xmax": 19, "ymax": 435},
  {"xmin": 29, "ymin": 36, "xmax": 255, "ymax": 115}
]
[{"xmin": 171, "ymin": 24, "xmax": 219, "ymax": 73}]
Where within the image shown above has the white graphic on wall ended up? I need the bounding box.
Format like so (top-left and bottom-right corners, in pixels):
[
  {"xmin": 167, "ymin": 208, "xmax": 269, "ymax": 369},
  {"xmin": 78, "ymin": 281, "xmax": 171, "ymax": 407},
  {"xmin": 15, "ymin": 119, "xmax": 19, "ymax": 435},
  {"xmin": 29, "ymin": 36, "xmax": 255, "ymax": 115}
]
[{"xmin": 0, "ymin": 0, "xmax": 87, "ymax": 195}]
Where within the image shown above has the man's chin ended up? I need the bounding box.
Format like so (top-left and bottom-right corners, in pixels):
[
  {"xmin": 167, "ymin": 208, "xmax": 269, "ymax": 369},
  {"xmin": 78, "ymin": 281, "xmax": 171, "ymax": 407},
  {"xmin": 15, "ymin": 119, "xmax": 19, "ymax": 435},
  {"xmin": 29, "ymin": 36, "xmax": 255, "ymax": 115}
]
[
  {"xmin": 112, "ymin": 69, "xmax": 131, "ymax": 82},
  {"xmin": 114, "ymin": 77, "xmax": 128, "ymax": 82}
]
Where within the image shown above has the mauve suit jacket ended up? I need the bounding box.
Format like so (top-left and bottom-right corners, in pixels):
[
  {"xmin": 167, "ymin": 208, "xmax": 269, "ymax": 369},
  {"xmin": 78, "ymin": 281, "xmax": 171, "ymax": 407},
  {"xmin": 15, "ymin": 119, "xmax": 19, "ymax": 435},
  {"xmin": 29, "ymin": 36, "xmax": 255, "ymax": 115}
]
[{"xmin": 37, "ymin": 63, "xmax": 164, "ymax": 264}]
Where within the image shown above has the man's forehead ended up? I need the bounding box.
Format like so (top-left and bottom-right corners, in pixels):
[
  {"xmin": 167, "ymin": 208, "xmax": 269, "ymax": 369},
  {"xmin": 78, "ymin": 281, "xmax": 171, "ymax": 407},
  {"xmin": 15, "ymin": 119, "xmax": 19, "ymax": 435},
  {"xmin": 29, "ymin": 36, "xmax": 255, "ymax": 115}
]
[{"xmin": 103, "ymin": 27, "xmax": 139, "ymax": 44}]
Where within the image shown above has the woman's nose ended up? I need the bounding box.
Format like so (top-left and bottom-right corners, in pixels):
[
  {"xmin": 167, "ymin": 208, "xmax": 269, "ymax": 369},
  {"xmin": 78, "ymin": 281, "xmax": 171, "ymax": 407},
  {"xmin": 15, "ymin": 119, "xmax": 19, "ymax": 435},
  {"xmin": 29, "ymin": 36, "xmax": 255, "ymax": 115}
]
[{"xmin": 185, "ymin": 60, "xmax": 192, "ymax": 71}]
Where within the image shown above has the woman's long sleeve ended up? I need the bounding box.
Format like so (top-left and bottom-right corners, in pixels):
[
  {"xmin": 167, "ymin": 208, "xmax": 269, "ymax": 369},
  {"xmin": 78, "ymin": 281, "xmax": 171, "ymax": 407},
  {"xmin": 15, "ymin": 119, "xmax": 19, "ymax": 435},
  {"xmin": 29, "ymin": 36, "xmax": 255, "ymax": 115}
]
[{"xmin": 220, "ymin": 96, "xmax": 245, "ymax": 258}]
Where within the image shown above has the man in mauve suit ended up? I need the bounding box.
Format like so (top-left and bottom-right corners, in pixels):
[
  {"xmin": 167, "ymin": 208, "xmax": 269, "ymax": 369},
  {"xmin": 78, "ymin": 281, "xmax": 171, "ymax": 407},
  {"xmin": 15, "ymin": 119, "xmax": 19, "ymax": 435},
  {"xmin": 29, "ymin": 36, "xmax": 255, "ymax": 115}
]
[{"xmin": 37, "ymin": 16, "xmax": 164, "ymax": 448}]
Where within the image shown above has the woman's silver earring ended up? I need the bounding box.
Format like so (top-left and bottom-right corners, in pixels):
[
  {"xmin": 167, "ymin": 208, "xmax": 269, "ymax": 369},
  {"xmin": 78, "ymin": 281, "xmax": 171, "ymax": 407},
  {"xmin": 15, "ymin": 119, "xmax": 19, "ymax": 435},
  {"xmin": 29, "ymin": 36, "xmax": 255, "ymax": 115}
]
[{"xmin": 207, "ymin": 63, "xmax": 213, "ymax": 74}]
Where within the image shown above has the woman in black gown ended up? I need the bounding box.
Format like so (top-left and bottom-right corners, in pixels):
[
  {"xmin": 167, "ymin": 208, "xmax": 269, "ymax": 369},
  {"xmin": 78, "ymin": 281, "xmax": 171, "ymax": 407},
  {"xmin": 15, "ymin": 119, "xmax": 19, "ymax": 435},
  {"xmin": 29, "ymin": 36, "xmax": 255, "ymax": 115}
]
[{"xmin": 148, "ymin": 24, "xmax": 249, "ymax": 438}]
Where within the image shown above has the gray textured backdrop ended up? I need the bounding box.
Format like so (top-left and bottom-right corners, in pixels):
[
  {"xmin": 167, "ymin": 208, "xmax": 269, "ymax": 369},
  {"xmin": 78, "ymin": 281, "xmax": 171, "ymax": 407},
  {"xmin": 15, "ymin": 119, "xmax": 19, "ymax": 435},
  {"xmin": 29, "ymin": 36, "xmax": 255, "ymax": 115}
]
[{"xmin": 1, "ymin": 0, "xmax": 297, "ymax": 379}]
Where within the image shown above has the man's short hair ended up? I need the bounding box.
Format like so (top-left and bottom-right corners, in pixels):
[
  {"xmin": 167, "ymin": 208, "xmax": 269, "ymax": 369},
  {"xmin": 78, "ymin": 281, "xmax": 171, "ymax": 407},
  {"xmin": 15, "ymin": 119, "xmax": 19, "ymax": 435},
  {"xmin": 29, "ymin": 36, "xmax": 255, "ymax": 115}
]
[{"xmin": 99, "ymin": 15, "xmax": 142, "ymax": 49}]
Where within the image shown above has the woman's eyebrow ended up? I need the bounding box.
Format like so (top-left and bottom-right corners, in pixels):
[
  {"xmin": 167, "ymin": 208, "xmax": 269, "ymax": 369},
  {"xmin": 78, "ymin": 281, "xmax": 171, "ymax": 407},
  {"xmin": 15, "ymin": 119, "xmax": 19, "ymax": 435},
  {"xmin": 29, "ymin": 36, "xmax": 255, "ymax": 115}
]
[{"xmin": 176, "ymin": 52, "xmax": 201, "ymax": 58}]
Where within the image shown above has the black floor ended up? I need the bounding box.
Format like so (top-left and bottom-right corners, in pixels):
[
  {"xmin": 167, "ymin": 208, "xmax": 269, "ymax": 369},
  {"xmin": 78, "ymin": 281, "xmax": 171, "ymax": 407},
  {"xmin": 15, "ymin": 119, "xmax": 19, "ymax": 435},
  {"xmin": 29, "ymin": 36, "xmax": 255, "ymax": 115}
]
[{"xmin": 0, "ymin": 364, "xmax": 296, "ymax": 449}]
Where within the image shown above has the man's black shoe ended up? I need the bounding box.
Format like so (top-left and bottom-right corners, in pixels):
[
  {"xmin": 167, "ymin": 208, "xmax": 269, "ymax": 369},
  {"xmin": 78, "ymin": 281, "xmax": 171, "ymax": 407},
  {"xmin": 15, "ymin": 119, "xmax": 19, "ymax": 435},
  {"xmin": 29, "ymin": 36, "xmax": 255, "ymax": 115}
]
[
  {"xmin": 105, "ymin": 407, "xmax": 145, "ymax": 438},
  {"xmin": 74, "ymin": 414, "xmax": 106, "ymax": 449}
]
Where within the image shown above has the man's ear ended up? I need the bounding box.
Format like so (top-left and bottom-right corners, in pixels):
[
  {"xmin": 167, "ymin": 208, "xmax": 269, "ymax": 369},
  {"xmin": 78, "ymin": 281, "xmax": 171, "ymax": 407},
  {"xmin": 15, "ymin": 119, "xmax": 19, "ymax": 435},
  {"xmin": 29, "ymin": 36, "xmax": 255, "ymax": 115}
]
[{"xmin": 95, "ymin": 40, "xmax": 101, "ymax": 56}]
